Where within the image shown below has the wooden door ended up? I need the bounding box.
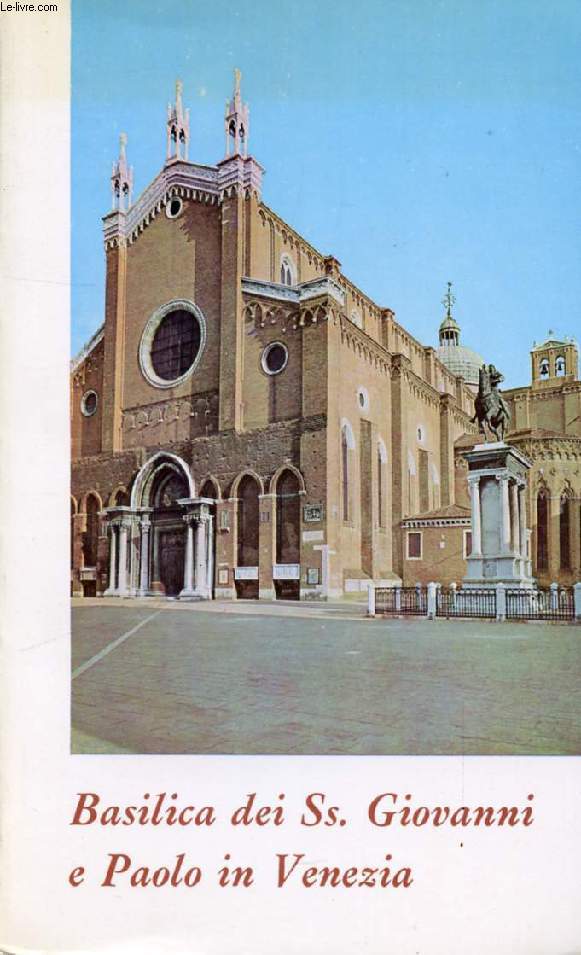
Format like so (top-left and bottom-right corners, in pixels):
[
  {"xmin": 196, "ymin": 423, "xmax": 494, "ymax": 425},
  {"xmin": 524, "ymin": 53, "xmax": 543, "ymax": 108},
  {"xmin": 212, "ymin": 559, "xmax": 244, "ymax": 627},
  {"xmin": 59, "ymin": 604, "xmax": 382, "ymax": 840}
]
[{"xmin": 159, "ymin": 529, "xmax": 185, "ymax": 596}]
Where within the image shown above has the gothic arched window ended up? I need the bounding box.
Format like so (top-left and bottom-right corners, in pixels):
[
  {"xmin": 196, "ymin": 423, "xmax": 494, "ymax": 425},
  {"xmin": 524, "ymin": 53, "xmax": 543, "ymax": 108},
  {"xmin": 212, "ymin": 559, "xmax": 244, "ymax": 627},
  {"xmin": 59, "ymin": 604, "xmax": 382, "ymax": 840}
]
[
  {"xmin": 555, "ymin": 356, "xmax": 566, "ymax": 377},
  {"xmin": 280, "ymin": 255, "xmax": 294, "ymax": 287},
  {"xmin": 536, "ymin": 491, "xmax": 548, "ymax": 570},
  {"xmin": 342, "ymin": 429, "xmax": 349, "ymax": 521},
  {"xmin": 377, "ymin": 442, "xmax": 387, "ymax": 528},
  {"xmin": 539, "ymin": 358, "xmax": 550, "ymax": 378},
  {"xmin": 560, "ymin": 494, "xmax": 571, "ymax": 570}
]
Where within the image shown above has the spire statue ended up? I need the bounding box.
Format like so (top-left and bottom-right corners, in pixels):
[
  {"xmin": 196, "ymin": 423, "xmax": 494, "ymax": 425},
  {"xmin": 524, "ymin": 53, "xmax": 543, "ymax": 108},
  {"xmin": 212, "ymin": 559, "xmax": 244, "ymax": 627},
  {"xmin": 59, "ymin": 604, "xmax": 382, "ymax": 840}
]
[
  {"xmin": 167, "ymin": 79, "xmax": 190, "ymax": 161},
  {"xmin": 111, "ymin": 132, "xmax": 133, "ymax": 212},
  {"xmin": 224, "ymin": 68, "xmax": 249, "ymax": 159}
]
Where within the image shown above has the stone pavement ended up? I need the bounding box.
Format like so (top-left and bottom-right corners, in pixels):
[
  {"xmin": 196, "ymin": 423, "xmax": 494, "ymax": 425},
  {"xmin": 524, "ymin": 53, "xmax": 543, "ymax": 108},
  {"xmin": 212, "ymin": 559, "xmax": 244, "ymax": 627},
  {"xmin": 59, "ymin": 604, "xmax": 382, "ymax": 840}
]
[{"xmin": 71, "ymin": 599, "xmax": 581, "ymax": 756}]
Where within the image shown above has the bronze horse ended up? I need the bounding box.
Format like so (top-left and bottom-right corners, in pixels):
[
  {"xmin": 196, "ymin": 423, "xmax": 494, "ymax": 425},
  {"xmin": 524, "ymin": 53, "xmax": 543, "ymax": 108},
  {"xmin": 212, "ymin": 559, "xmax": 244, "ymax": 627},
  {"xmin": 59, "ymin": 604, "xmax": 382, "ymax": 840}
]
[{"xmin": 472, "ymin": 364, "xmax": 510, "ymax": 441}]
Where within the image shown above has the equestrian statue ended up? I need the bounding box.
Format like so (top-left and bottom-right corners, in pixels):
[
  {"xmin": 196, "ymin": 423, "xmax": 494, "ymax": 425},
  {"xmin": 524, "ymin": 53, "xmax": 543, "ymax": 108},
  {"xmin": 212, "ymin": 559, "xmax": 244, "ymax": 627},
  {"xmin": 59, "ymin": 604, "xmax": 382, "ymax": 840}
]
[{"xmin": 472, "ymin": 364, "xmax": 511, "ymax": 441}]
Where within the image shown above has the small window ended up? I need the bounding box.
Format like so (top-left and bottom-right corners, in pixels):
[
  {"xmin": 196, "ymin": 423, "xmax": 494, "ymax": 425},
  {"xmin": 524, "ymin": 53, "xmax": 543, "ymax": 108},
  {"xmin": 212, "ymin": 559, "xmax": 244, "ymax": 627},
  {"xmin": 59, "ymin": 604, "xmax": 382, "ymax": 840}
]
[
  {"xmin": 166, "ymin": 197, "xmax": 183, "ymax": 219},
  {"xmin": 261, "ymin": 341, "xmax": 288, "ymax": 376},
  {"xmin": 417, "ymin": 425, "xmax": 425, "ymax": 443},
  {"xmin": 280, "ymin": 255, "xmax": 295, "ymax": 286},
  {"xmin": 555, "ymin": 356, "xmax": 566, "ymax": 377},
  {"xmin": 357, "ymin": 387, "xmax": 369, "ymax": 412},
  {"xmin": 539, "ymin": 358, "xmax": 550, "ymax": 378},
  {"xmin": 81, "ymin": 390, "xmax": 98, "ymax": 417},
  {"xmin": 463, "ymin": 530, "xmax": 473, "ymax": 559},
  {"xmin": 407, "ymin": 531, "xmax": 422, "ymax": 560}
]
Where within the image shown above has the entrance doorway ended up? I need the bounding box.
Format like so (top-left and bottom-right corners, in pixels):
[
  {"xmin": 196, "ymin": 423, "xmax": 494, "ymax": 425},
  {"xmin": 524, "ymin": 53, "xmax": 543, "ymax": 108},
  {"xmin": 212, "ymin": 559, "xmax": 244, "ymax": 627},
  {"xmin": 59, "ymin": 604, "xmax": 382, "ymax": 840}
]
[
  {"xmin": 158, "ymin": 529, "xmax": 185, "ymax": 597},
  {"xmin": 149, "ymin": 466, "xmax": 190, "ymax": 597}
]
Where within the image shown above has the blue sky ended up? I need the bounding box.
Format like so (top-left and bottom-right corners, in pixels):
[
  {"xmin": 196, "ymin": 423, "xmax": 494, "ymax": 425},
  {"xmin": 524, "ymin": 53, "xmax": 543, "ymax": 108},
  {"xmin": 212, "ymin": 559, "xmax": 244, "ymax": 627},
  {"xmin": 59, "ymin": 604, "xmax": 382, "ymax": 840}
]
[{"xmin": 72, "ymin": 0, "xmax": 581, "ymax": 387}]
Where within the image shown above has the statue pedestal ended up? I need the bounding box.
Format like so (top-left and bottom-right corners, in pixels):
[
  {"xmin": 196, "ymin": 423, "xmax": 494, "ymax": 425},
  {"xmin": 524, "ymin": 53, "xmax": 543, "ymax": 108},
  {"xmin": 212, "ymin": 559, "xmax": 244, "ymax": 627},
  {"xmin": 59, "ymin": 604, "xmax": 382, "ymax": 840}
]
[{"xmin": 463, "ymin": 442, "xmax": 534, "ymax": 588}]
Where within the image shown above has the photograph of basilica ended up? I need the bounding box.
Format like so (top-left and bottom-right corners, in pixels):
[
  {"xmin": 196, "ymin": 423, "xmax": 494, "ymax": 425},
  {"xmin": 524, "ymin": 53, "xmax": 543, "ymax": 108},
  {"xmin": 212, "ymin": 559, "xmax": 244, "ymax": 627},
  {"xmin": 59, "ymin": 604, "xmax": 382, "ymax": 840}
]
[{"xmin": 70, "ymin": 73, "xmax": 581, "ymax": 604}]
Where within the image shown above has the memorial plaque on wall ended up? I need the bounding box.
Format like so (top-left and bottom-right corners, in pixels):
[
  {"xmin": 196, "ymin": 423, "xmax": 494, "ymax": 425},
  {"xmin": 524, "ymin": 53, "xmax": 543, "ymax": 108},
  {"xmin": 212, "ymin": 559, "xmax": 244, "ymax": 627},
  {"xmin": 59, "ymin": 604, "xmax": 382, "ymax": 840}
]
[{"xmin": 303, "ymin": 504, "xmax": 324, "ymax": 523}]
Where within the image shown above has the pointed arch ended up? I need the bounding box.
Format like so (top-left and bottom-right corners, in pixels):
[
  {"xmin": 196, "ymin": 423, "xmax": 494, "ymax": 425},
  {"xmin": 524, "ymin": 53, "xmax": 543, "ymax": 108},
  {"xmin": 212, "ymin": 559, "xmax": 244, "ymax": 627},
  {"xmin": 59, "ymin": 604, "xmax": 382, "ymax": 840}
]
[
  {"xmin": 108, "ymin": 485, "xmax": 130, "ymax": 507},
  {"xmin": 199, "ymin": 475, "xmax": 222, "ymax": 500},
  {"xmin": 130, "ymin": 451, "xmax": 195, "ymax": 509},
  {"xmin": 230, "ymin": 469, "xmax": 265, "ymax": 498},
  {"xmin": 340, "ymin": 418, "xmax": 356, "ymax": 450},
  {"xmin": 269, "ymin": 463, "xmax": 306, "ymax": 496},
  {"xmin": 80, "ymin": 489, "xmax": 103, "ymax": 513}
]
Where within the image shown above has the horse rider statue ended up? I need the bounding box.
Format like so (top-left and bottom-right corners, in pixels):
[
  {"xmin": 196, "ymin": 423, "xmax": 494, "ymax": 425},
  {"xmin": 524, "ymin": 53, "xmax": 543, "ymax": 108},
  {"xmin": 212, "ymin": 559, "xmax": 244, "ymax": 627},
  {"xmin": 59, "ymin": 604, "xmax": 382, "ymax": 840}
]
[{"xmin": 472, "ymin": 364, "xmax": 511, "ymax": 441}]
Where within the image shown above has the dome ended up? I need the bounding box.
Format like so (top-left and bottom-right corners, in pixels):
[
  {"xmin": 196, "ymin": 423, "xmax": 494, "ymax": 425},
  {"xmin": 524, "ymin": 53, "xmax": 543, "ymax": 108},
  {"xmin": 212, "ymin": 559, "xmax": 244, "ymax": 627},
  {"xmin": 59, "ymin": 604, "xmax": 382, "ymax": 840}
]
[{"xmin": 435, "ymin": 342, "xmax": 484, "ymax": 387}]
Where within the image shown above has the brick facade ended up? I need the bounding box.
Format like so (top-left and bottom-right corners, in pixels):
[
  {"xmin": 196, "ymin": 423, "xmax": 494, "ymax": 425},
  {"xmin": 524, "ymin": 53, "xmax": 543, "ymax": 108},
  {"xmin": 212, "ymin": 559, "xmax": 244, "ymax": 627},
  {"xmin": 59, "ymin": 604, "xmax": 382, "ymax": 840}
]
[{"xmin": 71, "ymin": 76, "xmax": 580, "ymax": 599}]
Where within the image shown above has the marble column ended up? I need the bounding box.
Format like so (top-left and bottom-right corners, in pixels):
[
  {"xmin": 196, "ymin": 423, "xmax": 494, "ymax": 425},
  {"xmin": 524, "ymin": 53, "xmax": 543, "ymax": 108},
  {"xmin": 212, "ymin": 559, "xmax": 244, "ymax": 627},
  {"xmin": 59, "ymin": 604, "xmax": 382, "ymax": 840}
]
[
  {"xmin": 510, "ymin": 481, "xmax": 520, "ymax": 555},
  {"xmin": 117, "ymin": 520, "xmax": 129, "ymax": 595},
  {"xmin": 468, "ymin": 476, "xmax": 482, "ymax": 556},
  {"xmin": 518, "ymin": 485, "xmax": 527, "ymax": 562},
  {"xmin": 194, "ymin": 517, "xmax": 209, "ymax": 596},
  {"xmin": 500, "ymin": 475, "xmax": 511, "ymax": 555},
  {"xmin": 206, "ymin": 514, "xmax": 214, "ymax": 597},
  {"xmin": 180, "ymin": 517, "xmax": 195, "ymax": 596},
  {"xmin": 139, "ymin": 517, "xmax": 151, "ymax": 595},
  {"xmin": 105, "ymin": 523, "xmax": 118, "ymax": 594}
]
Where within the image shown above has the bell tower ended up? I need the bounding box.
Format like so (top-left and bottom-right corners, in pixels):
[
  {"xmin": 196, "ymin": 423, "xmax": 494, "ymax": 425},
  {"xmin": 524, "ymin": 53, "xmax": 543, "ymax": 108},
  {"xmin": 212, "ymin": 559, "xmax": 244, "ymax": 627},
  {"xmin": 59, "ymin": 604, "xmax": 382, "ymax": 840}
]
[
  {"xmin": 111, "ymin": 133, "xmax": 133, "ymax": 212},
  {"xmin": 224, "ymin": 68, "xmax": 249, "ymax": 158},
  {"xmin": 531, "ymin": 331, "xmax": 579, "ymax": 388},
  {"xmin": 166, "ymin": 79, "xmax": 190, "ymax": 161}
]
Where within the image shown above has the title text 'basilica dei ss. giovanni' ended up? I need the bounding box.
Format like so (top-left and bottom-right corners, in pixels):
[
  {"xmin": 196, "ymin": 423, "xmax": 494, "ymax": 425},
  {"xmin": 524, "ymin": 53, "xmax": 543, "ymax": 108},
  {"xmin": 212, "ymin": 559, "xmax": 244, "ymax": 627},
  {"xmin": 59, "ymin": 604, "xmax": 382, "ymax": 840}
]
[{"xmin": 71, "ymin": 73, "xmax": 581, "ymax": 600}]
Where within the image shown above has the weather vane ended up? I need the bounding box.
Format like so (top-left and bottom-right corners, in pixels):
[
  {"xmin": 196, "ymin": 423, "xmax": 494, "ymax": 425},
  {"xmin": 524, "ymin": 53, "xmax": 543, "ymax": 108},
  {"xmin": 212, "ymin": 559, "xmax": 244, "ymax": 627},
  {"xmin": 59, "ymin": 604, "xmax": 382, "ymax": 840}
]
[{"xmin": 442, "ymin": 281, "xmax": 456, "ymax": 318}]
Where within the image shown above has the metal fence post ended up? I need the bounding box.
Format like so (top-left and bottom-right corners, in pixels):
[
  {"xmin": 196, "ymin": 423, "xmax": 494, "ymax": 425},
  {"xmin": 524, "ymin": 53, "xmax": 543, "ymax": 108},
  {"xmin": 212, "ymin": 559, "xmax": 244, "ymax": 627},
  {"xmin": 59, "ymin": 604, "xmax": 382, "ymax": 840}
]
[
  {"xmin": 496, "ymin": 582, "xmax": 506, "ymax": 621},
  {"xmin": 427, "ymin": 582, "xmax": 437, "ymax": 620},
  {"xmin": 368, "ymin": 583, "xmax": 376, "ymax": 617},
  {"xmin": 574, "ymin": 582, "xmax": 581, "ymax": 621}
]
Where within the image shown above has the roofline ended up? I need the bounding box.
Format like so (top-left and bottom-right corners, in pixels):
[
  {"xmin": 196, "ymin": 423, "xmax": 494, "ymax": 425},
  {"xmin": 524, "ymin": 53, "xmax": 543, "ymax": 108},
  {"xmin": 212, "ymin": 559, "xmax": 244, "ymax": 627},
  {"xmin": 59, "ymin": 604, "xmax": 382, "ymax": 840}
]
[{"xmin": 71, "ymin": 324, "xmax": 104, "ymax": 372}]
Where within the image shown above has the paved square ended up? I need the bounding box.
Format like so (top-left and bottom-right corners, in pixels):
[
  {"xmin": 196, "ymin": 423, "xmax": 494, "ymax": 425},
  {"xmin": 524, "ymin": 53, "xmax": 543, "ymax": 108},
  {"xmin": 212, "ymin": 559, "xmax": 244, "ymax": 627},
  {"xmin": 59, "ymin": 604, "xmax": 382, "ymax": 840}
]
[{"xmin": 71, "ymin": 600, "xmax": 581, "ymax": 755}]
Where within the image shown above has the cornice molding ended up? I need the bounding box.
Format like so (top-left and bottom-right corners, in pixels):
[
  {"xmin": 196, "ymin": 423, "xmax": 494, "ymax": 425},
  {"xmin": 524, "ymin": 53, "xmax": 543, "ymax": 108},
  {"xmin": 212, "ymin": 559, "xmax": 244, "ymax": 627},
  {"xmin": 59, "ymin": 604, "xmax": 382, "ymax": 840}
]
[
  {"xmin": 103, "ymin": 157, "xmax": 263, "ymax": 250},
  {"xmin": 242, "ymin": 276, "xmax": 345, "ymax": 307},
  {"xmin": 71, "ymin": 325, "xmax": 104, "ymax": 373}
]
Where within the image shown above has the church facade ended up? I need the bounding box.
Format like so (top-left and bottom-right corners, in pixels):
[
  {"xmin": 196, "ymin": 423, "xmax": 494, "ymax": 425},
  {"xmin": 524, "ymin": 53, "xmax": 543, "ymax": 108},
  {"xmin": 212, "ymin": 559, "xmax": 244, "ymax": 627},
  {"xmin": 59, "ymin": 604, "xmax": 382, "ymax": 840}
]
[{"xmin": 71, "ymin": 74, "xmax": 580, "ymax": 600}]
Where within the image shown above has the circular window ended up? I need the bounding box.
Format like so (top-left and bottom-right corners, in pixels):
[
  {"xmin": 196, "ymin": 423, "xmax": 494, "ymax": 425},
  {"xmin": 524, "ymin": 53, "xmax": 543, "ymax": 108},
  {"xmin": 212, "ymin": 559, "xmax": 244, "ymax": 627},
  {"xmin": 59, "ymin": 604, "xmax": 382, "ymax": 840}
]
[
  {"xmin": 81, "ymin": 390, "xmax": 98, "ymax": 416},
  {"xmin": 166, "ymin": 197, "xmax": 183, "ymax": 219},
  {"xmin": 357, "ymin": 387, "xmax": 369, "ymax": 412},
  {"xmin": 261, "ymin": 342, "xmax": 288, "ymax": 376},
  {"xmin": 139, "ymin": 300, "xmax": 206, "ymax": 389}
]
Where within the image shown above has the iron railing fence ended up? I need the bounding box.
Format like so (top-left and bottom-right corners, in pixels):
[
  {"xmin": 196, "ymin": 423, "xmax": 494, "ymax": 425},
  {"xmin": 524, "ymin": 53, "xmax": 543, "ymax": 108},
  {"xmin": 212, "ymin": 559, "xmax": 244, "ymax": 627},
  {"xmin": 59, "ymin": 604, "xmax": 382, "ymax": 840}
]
[
  {"xmin": 375, "ymin": 587, "xmax": 428, "ymax": 616},
  {"xmin": 436, "ymin": 588, "xmax": 497, "ymax": 619},
  {"xmin": 506, "ymin": 588, "xmax": 575, "ymax": 621}
]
